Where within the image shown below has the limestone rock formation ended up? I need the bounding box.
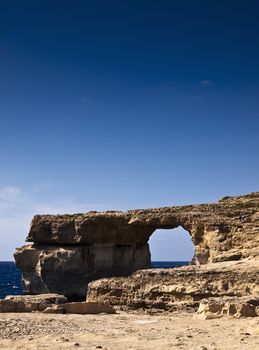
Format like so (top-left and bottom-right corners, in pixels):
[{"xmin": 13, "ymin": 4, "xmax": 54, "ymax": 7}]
[
  {"xmin": 195, "ymin": 296, "xmax": 259, "ymax": 319},
  {"xmin": 14, "ymin": 192, "xmax": 259, "ymax": 298},
  {"xmin": 59, "ymin": 301, "xmax": 116, "ymax": 314},
  {"xmin": 0, "ymin": 294, "xmax": 67, "ymax": 312},
  {"xmin": 15, "ymin": 244, "xmax": 149, "ymax": 297},
  {"xmin": 86, "ymin": 258, "xmax": 259, "ymax": 312},
  {"xmin": 0, "ymin": 294, "xmax": 115, "ymax": 315},
  {"xmin": 42, "ymin": 301, "xmax": 116, "ymax": 314}
]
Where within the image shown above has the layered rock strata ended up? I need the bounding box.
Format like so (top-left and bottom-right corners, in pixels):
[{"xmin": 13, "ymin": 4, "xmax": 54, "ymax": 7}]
[
  {"xmin": 195, "ymin": 296, "xmax": 259, "ymax": 319},
  {"xmin": 86, "ymin": 258, "xmax": 259, "ymax": 312},
  {"xmin": 0, "ymin": 294, "xmax": 115, "ymax": 314},
  {"xmin": 14, "ymin": 192, "xmax": 259, "ymax": 298},
  {"xmin": 15, "ymin": 244, "xmax": 149, "ymax": 298}
]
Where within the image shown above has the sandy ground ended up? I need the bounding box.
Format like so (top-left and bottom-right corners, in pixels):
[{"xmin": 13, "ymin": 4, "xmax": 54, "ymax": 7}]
[{"xmin": 0, "ymin": 311, "xmax": 258, "ymax": 350}]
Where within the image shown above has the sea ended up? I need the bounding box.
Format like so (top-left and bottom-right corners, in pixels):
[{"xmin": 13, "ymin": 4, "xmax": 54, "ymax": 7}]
[{"xmin": 0, "ymin": 261, "xmax": 189, "ymax": 300}]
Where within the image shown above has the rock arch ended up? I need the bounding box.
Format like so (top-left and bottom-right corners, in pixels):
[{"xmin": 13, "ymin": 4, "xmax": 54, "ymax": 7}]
[{"xmin": 14, "ymin": 192, "xmax": 259, "ymax": 297}]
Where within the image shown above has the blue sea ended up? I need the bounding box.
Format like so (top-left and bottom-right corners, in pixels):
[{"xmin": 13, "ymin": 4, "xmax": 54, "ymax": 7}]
[
  {"xmin": 151, "ymin": 261, "xmax": 189, "ymax": 269},
  {"xmin": 0, "ymin": 262, "xmax": 23, "ymax": 300},
  {"xmin": 0, "ymin": 261, "xmax": 189, "ymax": 300}
]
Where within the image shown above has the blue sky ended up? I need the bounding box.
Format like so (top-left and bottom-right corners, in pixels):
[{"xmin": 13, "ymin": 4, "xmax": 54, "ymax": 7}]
[{"xmin": 0, "ymin": 1, "xmax": 258, "ymax": 260}]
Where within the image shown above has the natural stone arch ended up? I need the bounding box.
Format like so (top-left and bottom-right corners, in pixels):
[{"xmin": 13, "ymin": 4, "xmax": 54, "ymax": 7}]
[{"xmin": 14, "ymin": 192, "xmax": 259, "ymax": 297}]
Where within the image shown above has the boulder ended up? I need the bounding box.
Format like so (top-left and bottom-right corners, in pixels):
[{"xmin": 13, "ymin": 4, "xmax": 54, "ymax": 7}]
[
  {"xmin": 44, "ymin": 302, "xmax": 116, "ymax": 314},
  {"xmin": 0, "ymin": 294, "xmax": 67, "ymax": 313},
  {"xmin": 43, "ymin": 305, "xmax": 65, "ymax": 314},
  {"xmin": 195, "ymin": 296, "xmax": 259, "ymax": 319},
  {"xmin": 59, "ymin": 302, "xmax": 116, "ymax": 314}
]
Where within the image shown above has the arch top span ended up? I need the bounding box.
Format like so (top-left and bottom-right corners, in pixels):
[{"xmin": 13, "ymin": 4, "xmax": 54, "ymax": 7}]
[{"xmin": 26, "ymin": 192, "xmax": 259, "ymax": 264}]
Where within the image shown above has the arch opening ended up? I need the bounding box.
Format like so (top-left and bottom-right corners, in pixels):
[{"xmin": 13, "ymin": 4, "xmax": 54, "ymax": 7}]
[{"xmin": 148, "ymin": 226, "xmax": 194, "ymax": 268}]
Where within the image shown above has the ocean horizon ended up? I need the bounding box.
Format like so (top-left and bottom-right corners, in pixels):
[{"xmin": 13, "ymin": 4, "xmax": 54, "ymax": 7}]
[{"xmin": 0, "ymin": 261, "xmax": 190, "ymax": 300}]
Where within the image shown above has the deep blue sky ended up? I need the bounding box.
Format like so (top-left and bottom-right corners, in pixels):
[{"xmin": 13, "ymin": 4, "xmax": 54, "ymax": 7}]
[{"xmin": 0, "ymin": 1, "xmax": 258, "ymax": 260}]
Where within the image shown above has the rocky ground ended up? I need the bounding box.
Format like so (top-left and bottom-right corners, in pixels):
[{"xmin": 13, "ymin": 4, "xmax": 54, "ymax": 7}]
[{"xmin": 0, "ymin": 311, "xmax": 258, "ymax": 350}]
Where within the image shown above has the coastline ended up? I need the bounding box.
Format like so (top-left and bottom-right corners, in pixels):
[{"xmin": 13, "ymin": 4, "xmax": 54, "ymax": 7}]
[
  {"xmin": 1, "ymin": 193, "xmax": 258, "ymax": 349},
  {"xmin": 0, "ymin": 261, "xmax": 189, "ymax": 300}
]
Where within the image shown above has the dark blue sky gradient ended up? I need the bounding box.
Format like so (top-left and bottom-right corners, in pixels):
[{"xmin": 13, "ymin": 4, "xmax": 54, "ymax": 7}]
[{"xmin": 0, "ymin": 1, "xmax": 258, "ymax": 259}]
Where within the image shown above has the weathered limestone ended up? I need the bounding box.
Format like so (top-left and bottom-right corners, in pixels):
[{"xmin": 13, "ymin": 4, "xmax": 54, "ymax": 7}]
[
  {"xmin": 0, "ymin": 294, "xmax": 115, "ymax": 314},
  {"xmin": 86, "ymin": 258, "xmax": 259, "ymax": 312},
  {"xmin": 15, "ymin": 244, "xmax": 149, "ymax": 297},
  {"xmin": 14, "ymin": 192, "xmax": 259, "ymax": 298},
  {"xmin": 43, "ymin": 301, "xmax": 116, "ymax": 314},
  {"xmin": 195, "ymin": 296, "xmax": 259, "ymax": 319},
  {"xmin": 0, "ymin": 294, "xmax": 67, "ymax": 313},
  {"xmin": 59, "ymin": 301, "xmax": 116, "ymax": 314},
  {"xmin": 25, "ymin": 192, "xmax": 259, "ymax": 263}
]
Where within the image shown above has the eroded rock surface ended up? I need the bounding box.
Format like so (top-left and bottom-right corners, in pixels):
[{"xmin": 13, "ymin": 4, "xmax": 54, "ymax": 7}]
[
  {"xmin": 14, "ymin": 192, "xmax": 259, "ymax": 298},
  {"xmin": 43, "ymin": 301, "xmax": 116, "ymax": 314},
  {"xmin": 24, "ymin": 192, "xmax": 259, "ymax": 263},
  {"xmin": 59, "ymin": 301, "xmax": 116, "ymax": 314},
  {"xmin": 86, "ymin": 259, "xmax": 259, "ymax": 312},
  {"xmin": 195, "ymin": 296, "xmax": 259, "ymax": 319},
  {"xmin": 15, "ymin": 244, "xmax": 149, "ymax": 297},
  {"xmin": 0, "ymin": 294, "xmax": 67, "ymax": 312}
]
